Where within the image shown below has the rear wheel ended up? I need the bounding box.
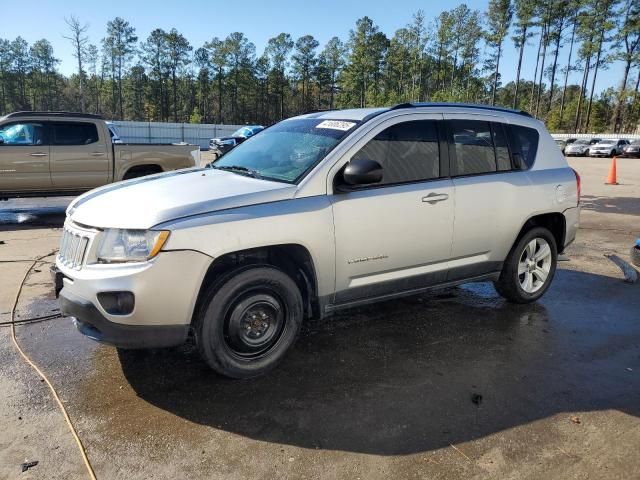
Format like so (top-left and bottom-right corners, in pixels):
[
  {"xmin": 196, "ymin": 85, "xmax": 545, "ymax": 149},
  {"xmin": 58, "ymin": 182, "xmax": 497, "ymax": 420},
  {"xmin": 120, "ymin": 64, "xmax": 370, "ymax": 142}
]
[
  {"xmin": 494, "ymin": 227, "xmax": 557, "ymax": 303},
  {"xmin": 194, "ymin": 266, "xmax": 303, "ymax": 378},
  {"xmin": 123, "ymin": 166, "xmax": 162, "ymax": 180}
]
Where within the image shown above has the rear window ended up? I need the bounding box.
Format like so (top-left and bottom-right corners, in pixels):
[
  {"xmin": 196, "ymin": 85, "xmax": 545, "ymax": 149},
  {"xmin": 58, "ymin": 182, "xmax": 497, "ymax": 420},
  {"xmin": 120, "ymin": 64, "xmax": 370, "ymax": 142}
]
[
  {"xmin": 508, "ymin": 125, "xmax": 539, "ymax": 170},
  {"xmin": 51, "ymin": 122, "xmax": 99, "ymax": 146}
]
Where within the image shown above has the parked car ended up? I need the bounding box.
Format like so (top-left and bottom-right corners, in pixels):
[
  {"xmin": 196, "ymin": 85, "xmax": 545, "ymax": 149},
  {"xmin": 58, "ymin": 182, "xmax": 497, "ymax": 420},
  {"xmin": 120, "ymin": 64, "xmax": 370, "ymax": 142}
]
[
  {"xmin": 588, "ymin": 138, "xmax": 629, "ymax": 157},
  {"xmin": 622, "ymin": 140, "xmax": 640, "ymax": 158},
  {"xmin": 554, "ymin": 138, "xmax": 567, "ymax": 153},
  {"xmin": 55, "ymin": 103, "xmax": 580, "ymax": 378},
  {"xmin": 209, "ymin": 125, "xmax": 264, "ymax": 158},
  {"xmin": 0, "ymin": 112, "xmax": 200, "ymax": 199},
  {"xmin": 564, "ymin": 139, "xmax": 592, "ymax": 156}
]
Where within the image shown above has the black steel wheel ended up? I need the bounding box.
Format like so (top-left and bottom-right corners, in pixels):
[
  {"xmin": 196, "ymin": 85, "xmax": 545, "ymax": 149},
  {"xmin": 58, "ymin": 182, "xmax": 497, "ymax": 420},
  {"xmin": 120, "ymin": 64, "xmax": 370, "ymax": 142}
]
[{"xmin": 195, "ymin": 266, "xmax": 303, "ymax": 378}]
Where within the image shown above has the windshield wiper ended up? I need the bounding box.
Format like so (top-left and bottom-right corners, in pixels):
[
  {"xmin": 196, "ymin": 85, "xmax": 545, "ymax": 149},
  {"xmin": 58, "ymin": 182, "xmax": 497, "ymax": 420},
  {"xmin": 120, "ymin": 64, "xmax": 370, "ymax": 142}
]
[{"xmin": 211, "ymin": 165, "xmax": 263, "ymax": 179}]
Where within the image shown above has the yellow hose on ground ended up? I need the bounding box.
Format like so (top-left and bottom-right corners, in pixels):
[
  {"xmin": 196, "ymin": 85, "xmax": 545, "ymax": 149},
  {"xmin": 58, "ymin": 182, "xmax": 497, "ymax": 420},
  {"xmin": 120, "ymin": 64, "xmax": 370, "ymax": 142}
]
[{"xmin": 9, "ymin": 252, "xmax": 97, "ymax": 480}]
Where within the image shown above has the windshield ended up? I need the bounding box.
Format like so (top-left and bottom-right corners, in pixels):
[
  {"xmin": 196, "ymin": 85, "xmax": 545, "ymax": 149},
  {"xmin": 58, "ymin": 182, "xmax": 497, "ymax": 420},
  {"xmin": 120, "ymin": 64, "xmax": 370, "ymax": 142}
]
[
  {"xmin": 573, "ymin": 139, "xmax": 589, "ymax": 145},
  {"xmin": 212, "ymin": 118, "xmax": 358, "ymax": 183},
  {"xmin": 232, "ymin": 126, "xmax": 261, "ymax": 138},
  {"xmin": 599, "ymin": 140, "xmax": 615, "ymax": 145}
]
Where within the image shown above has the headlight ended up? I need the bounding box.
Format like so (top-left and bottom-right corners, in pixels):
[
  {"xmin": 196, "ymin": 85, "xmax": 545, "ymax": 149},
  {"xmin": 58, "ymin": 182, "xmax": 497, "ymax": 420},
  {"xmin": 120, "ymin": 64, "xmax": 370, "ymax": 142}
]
[{"xmin": 96, "ymin": 229, "xmax": 170, "ymax": 263}]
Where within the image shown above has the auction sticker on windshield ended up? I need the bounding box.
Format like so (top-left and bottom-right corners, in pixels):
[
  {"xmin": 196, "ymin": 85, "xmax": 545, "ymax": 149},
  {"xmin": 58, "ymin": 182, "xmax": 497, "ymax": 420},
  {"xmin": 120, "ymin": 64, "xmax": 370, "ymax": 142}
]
[{"xmin": 316, "ymin": 120, "xmax": 357, "ymax": 131}]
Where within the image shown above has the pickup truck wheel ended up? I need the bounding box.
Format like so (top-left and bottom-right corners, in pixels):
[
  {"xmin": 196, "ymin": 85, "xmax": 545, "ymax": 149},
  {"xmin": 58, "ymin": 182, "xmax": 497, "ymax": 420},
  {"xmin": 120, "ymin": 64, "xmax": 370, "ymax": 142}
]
[
  {"xmin": 195, "ymin": 266, "xmax": 303, "ymax": 378},
  {"xmin": 123, "ymin": 167, "xmax": 161, "ymax": 180},
  {"xmin": 494, "ymin": 227, "xmax": 557, "ymax": 304}
]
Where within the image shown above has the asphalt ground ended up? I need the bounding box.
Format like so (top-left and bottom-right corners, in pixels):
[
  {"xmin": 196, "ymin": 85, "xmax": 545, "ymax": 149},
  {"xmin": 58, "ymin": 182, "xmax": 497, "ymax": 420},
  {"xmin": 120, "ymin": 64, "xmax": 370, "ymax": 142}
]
[{"xmin": 0, "ymin": 155, "xmax": 639, "ymax": 479}]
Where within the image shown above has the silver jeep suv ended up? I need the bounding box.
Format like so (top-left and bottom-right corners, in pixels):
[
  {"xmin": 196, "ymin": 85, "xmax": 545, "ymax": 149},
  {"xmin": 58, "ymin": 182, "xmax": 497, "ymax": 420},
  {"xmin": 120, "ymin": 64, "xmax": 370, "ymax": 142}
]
[{"xmin": 56, "ymin": 103, "xmax": 580, "ymax": 378}]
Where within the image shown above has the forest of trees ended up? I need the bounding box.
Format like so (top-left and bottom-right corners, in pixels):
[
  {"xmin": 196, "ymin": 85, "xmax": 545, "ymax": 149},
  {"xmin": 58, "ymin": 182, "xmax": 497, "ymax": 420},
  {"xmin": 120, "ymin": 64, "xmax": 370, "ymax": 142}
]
[{"xmin": 0, "ymin": 0, "xmax": 638, "ymax": 133}]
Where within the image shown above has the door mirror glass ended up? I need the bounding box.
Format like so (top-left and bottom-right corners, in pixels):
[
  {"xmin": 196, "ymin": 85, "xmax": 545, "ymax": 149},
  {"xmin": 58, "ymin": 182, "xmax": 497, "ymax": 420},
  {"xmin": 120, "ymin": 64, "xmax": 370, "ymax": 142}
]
[
  {"xmin": 342, "ymin": 158, "xmax": 383, "ymax": 186},
  {"xmin": 0, "ymin": 137, "xmax": 4, "ymax": 145}
]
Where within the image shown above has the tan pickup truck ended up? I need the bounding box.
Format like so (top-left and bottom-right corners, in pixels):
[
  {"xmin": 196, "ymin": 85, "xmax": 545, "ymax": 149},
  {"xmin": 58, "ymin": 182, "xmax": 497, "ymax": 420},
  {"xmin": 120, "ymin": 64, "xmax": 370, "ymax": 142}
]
[{"xmin": 0, "ymin": 111, "xmax": 200, "ymax": 199}]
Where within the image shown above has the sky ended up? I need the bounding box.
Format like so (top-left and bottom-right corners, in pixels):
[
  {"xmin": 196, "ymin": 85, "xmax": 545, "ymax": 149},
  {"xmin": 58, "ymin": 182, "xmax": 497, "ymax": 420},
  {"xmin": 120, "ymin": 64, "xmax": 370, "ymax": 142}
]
[{"xmin": 3, "ymin": 0, "xmax": 626, "ymax": 95}]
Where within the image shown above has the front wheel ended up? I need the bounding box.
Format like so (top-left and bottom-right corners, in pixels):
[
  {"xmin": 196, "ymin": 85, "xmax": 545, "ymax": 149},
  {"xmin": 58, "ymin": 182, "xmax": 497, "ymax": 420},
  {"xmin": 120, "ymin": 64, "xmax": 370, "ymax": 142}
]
[
  {"xmin": 194, "ymin": 266, "xmax": 303, "ymax": 378},
  {"xmin": 494, "ymin": 227, "xmax": 558, "ymax": 303}
]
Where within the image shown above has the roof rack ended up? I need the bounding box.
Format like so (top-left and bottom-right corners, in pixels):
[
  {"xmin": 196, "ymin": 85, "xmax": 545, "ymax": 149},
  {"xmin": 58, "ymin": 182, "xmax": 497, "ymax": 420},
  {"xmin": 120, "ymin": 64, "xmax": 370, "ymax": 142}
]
[
  {"xmin": 5, "ymin": 111, "xmax": 104, "ymax": 120},
  {"xmin": 389, "ymin": 102, "xmax": 533, "ymax": 118}
]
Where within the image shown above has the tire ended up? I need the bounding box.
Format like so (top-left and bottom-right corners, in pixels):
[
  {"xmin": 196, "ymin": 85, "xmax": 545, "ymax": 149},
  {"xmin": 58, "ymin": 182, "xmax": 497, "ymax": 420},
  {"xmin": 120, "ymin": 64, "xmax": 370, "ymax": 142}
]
[
  {"xmin": 631, "ymin": 246, "xmax": 640, "ymax": 268},
  {"xmin": 194, "ymin": 266, "xmax": 303, "ymax": 378},
  {"xmin": 494, "ymin": 227, "xmax": 558, "ymax": 304},
  {"xmin": 123, "ymin": 168, "xmax": 160, "ymax": 180}
]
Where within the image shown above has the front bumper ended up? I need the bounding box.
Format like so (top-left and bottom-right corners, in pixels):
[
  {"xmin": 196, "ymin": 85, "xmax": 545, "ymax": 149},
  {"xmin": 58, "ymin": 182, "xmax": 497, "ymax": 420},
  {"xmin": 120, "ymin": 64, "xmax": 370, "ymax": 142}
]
[
  {"xmin": 565, "ymin": 149, "xmax": 588, "ymax": 156},
  {"xmin": 60, "ymin": 289, "xmax": 189, "ymax": 348},
  {"xmin": 56, "ymin": 249, "xmax": 212, "ymax": 348}
]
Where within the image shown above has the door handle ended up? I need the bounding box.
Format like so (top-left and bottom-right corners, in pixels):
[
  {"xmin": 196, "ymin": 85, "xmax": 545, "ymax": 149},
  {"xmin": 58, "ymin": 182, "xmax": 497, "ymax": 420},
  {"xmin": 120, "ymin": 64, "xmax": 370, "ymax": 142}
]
[
  {"xmin": 90, "ymin": 152, "xmax": 106, "ymax": 156},
  {"xmin": 422, "ymin": 193, "xmax": 449, "ymax": 204},
  {"xmin": 29, "ymin": 152, "xmax": 47, "ymax": 157}
]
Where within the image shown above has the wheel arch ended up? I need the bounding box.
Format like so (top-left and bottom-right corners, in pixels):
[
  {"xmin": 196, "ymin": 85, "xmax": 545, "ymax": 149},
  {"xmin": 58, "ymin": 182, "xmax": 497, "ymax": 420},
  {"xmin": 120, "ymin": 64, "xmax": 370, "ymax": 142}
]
[
  {"xmin": 191, "ymin": 244, "xmax": 320, "ymax": 326},
  {"xmin": 122, "ymin": 163, "xmax": 164, "ymax": 179},
  {"xmin": 514, "ymin": 212, "xmax": 566, "ymax": 253}
]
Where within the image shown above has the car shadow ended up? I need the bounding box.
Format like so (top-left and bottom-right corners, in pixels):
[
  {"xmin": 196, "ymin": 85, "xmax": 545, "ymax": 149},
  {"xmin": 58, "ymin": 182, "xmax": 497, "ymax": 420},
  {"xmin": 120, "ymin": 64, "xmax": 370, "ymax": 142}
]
[
  {"xmin": 118, "ymin": 269, "xmax": 640, "ymax": 455},
  {"xmin": 581, "ymin": 195, "xmax": 640, "ymax": 217}
]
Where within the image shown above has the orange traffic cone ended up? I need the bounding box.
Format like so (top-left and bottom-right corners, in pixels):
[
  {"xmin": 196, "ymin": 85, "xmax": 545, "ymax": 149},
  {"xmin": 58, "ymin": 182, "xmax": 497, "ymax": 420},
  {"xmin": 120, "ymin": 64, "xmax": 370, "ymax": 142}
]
[{"xmin": 605, "ymin": 156, "xmax": 618, "ymax": 185}]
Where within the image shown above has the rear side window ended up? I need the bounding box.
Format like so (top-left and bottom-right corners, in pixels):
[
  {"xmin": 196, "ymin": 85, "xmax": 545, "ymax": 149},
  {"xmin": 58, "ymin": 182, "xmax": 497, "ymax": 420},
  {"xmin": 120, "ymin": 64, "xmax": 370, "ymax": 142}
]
[
  {"xmin": 352, "ymin": 120, "xmax": 440, "ymax": 185},
  {"xmin": 51, "ymin": 122, "xmax": 99, "ymax": 146},
  {"xmin": 508, "ymin": 125, "xmax": 539, "ymax": 170},
  {"xmin": 449, "ymin": 120, "xmax": 496, "ymax": 175}
]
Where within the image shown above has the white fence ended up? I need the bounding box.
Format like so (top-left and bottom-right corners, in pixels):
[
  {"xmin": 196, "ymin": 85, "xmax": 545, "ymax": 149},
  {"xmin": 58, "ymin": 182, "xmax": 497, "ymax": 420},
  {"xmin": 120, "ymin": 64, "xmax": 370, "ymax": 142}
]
[
  {"xmin": 551, "ymin": 132, "xmax": 640, "ymax": 141},
  {"xmin": 110, "ymin": 120, "xmax": 640, "ymax": 148},
  {"xmin": 111, "ymin": 121, "xmax": 244, "ymax": 149}
]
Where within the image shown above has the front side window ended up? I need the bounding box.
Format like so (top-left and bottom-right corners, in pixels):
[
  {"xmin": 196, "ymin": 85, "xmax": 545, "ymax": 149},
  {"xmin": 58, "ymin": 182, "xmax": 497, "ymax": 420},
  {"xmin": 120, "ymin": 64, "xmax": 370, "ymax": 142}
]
[
  {"xmin": 213, "ymin": 118, "xmax": 357, "ymax": 183},
  {"xmin": 51, "ymin": 122, "xmax": 99, "ymax": 146},
  {"xmin": 352, "ymin": 120, "xmax": 440, "ymax": 185},
  {"xmin": 0, "ymin": 122, "xmax": 48, "ymax": 146},
  {"xmin": 450, "ymin": 120, "xmax": 496, "ymax": 175}
]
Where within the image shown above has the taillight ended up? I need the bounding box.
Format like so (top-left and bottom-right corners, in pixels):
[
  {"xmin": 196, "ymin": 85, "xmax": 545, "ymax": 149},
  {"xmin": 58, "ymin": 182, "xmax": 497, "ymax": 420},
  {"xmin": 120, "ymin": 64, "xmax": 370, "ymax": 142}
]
[{"xmin": 572, "ymin": 168, "xmax": 581, "ymax": 204}]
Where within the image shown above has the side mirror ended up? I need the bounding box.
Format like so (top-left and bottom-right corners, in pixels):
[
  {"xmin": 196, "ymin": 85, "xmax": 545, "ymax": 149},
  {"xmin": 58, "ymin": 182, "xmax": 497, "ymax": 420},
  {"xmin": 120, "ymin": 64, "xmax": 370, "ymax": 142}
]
[{"xmin": 342, "ymin": 158, "xmax": 383, "ymax": 187}]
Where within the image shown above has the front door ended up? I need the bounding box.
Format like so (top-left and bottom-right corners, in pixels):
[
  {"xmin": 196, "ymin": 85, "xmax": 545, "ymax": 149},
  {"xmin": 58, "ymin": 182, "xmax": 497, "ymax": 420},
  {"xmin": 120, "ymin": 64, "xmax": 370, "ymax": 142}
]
[
  {"xmin": 330, "ymin": 115, "xmax": 454, "ymax": 305},
  {"xmin": 0, "ymin": 121, "xmax": 51, "ymax": 193},
  {"xmin": 50, "ymin": 121, "xmax": 110, "ymax": 190}
]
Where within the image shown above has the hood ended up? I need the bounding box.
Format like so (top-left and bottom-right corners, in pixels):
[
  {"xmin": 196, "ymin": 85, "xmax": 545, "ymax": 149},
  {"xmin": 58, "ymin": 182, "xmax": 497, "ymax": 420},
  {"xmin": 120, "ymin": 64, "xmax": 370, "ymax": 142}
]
[
  {"xmin": 68, "ymin": 168, "xmax": 297, "ymax": 229},
  {"xmin": 592, "ymin": 142, "xmax": 615, "ymax": 148}
]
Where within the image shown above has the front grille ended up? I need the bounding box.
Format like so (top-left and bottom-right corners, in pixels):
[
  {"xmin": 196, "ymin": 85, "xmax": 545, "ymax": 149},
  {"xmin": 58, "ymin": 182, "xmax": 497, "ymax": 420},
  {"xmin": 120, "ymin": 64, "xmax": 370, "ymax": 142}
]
[{"xmin": 58, "ymin": 224, "xmax": 93, "ymax": 270}]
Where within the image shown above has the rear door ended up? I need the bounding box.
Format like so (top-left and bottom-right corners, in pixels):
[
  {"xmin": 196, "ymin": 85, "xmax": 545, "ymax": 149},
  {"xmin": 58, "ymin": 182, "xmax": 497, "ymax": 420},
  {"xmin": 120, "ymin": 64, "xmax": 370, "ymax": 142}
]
[
  {"xmin": 444, "ymin": 114, "xmax": 533, "ymax": 281},
  {"xmin": 0, "ymin": 121, "xmax": 51, "ymax": 192},
  {"xmin": 49, "ymin": 121, "xmax": 110, "ymax": 189}
]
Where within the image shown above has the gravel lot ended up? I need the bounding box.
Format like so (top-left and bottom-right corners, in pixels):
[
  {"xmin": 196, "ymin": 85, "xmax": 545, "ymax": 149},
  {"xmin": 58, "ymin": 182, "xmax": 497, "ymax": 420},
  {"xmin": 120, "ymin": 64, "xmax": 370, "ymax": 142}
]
[{"xmin": 1, "ymin": 155, "xmax": 639, "ymax": 479}]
